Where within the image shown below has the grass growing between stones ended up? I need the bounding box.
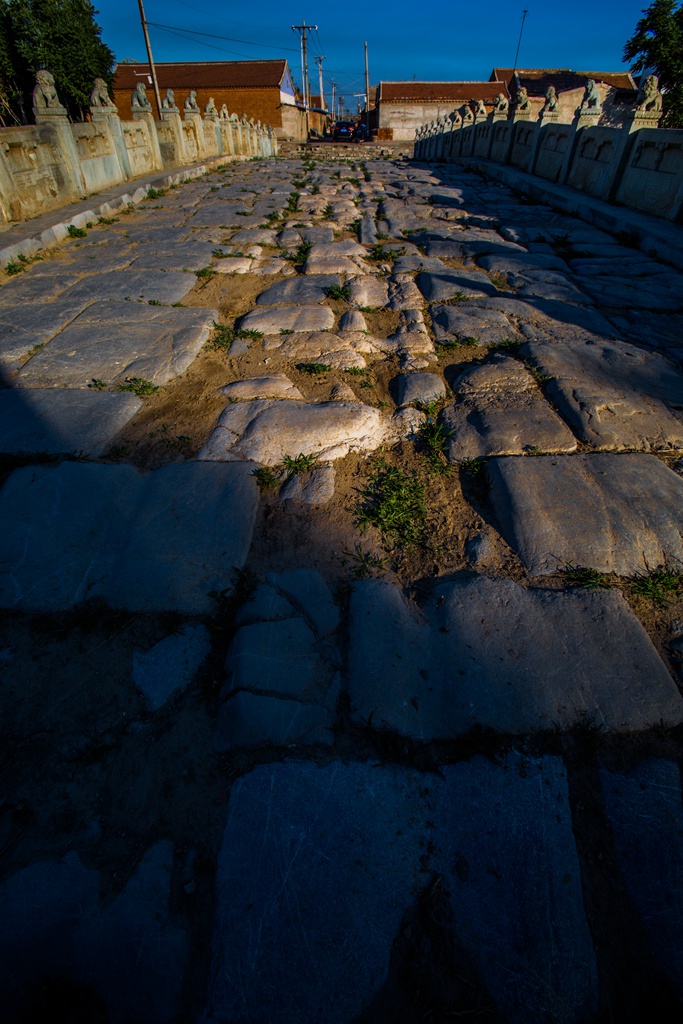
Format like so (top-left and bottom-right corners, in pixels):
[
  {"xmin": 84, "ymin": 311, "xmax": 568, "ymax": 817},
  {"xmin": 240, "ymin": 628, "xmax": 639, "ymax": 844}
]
[
  {"xmin": 5, "ymin": 251, "xmax": 46, "ymax": 275},
  {"xmin": 561, "ymin": 563, "xmax": 613, "ymax": 590},
  {"xmin": 326, "ymin": 284, "xmax": 351, "ymax": 301},
  {"xmin": 297, "ymin": 362, "xmax": 331, "ymax": 374},
  {"xmin": 252, "ymin": 467, "xmax": 280, "ymax": 489},
  {"xmin": 417, "ymin": 420, "xmax": 450, "ymax": 474},
  {"xmin": 341, "ymin": 543, "xmax": 387, "ymax": 579},
  {"xmin": 206, "ymin": 323, "xmax": 263, "ymax": 351},
  {"xmin": 631, "ymin": 567, "xmax": 682, "ymax": 605},
  {"xmin": 355, "ymin": 459, "xmax": 426, "ymax": 547},
  {"xmin": 116, "ymin": 377, "xmax": 160, "ymax": 397},
  {"xmin": 283, "ymin": 453, "xmax": 317, "ymax": 475}
]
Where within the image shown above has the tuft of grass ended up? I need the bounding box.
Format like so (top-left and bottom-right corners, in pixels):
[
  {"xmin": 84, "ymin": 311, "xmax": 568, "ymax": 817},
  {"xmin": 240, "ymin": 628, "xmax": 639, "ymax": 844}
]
[
  {"xmin": 66, "ymin": 224, "xmax": 87, "ymax": 239},
  {"xmin": 460, "ymin": 457, "xmax": 485, "ymax": 478},
  {"xmin": 488, "ymin": 271, "xmax": 513, "ymax": 292},
  {"xmin": 344, "ymin": 366, "xmax": 367, "ymax": 376},
  {"xmin": 88, "ymin": 378, "xmax": 108, "ymax": 390},
  {"xmin": 311, "ymin": 183, "xmax": 321, "ymax": 195},
  {"xmin": 418, "ymin": 419, "xmax": 450, "ymax": 473},
  {"xmin": 322, "ymin": 203, "xmax": 335, "ymax": 220},
  {"xmin": 342, "ymin": 543, "xmax": 388, "ymax": 579},
  {"xmin": 148, "ymin": 298, "xmax": 163, "ymax": 306},
  {"xmin": 631, "ymin": 567, "xmax": 682, "ymax": 605},
  {"xmin": 561, "ymin": 563, "xmax": 612, "ymax": 590},
  {"xmin": 212, "ymin": 247, "xmax": 230, "ymax": 258},
  {"xmin": 206, "ymin": 322, "xmax": 263, "ymax": 351},
  {"xmin": 97, "ymin": 215, "xmax": 119, "ymax": 225},
  {"xmin": 116, "ymin": 377, "xmax": 159, "ymax": 397},
  {"xmin": 298, "ymin": 361, "xmax": 331, "ymax": 374},
  {"xmin": 326, "ymin": 283, "xmax": 351, "ymax": 301},
  {"xmin": 286, "ymin": 191, "xmax": 301, "ymax": 212},
  {"xmin": 280, "ymin": 328, "xmax": 294, "ymax": 335},
  {"xmin": 5, "ymin": 251, "xmax": 45, "ymax": 275},
  {"xmin": 252, "ymin": 466, "xmax": 280, "ymax": 489},
  {"xmin": 525, "ymin": 361, "xmax": 552, "ymax": 386},
  {"xmin": 368, "ymin": 244, "xmax": 400, "ymax": 262},
  {"xmin": 282, "ymin": 453, "xmax": 316, "ymax": 475},
  {"xmin": 195, "ymin": 266, "xmax": 216, "ymax": 279},
  {"xmin": 149, "ymin": 424, "xmax": 192, "ymax": 451},
  {"xmin": 146, "ymin": 186, "xmax": 166, "ymax": 199},
  {"xmin": 355, "ymin": 458, "xmax": 426, "ymax": 547},
  {"xmin": 495, "ymin": 337, "xmax": 523, "ymax": 354}
]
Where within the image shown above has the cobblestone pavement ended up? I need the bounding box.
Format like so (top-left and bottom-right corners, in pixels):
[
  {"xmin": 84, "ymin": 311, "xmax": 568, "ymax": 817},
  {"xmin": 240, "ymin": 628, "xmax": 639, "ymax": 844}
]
[{"xmin": 1, "ymin": 157, "xmax": 682, "ymax": 1023}]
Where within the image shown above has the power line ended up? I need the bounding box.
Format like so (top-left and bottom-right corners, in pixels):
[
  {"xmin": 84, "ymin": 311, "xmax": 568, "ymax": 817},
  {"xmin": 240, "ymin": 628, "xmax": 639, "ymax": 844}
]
[
  {"xmin": 147, "ymin": 23, "xmax": 262, "ymax": 60},
  {"xmin": 147, "ymin": 21, "xmax": 300, "ymax": 53}
]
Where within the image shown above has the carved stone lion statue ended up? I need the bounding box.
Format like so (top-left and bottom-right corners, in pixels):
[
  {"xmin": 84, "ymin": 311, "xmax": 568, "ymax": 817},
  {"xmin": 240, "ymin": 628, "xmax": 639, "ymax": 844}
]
[
  {"xmin": 161, "ymin": 88, "xmax": 176, "ymax": 110},
  {"xmin": 131, "ymin": 81, "xmax": 152, "ymax": 111},
  {"xmin": 33, "ymin": 70, "xmax": 61, "ymax": 109},
  {"xmin": 205, "ymin": 96, "xmax": 217, "ymax": 115},
  {"xmin": 581, "ymin": 79, "xmax": 601, "ymax": 111},
  {"xmin": 219, "ymin": 103, "xmax": 229, "ymax": 119},
  {"xmin": 89, "ymin": 78, "xmax": 112, "ymax": 108},
  {"xmin": 472, "ymin": 98, "xmax": 487, "ymax": 117},
  {"xmin": 515, "ymin": 87, "xmax": 530, "ymax": 111},
  {"xmin": 450, "ymin": 108, "xmax": 462, "ymax": 125},
  {"xmin": 493, "ymin": 93, "xmax": 508, "ymax": 114},
  {"xmin": 461, "ymin": 103, "xmax": 474, "ymax": 123},
  {"xmin": 184, "ymin": 90, "xmax": 199, "ymax": 112},
  {"xmin": 635, "ymin": 74, "xmax": 663, "ymax": 114},
  {"xmin": 542, "ymin": 86, "xmax": 558, "ymax": 112}
]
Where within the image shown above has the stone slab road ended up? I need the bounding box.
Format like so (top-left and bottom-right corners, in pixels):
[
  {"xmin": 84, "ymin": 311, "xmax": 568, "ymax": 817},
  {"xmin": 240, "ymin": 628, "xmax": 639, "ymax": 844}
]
[{"xmin": 0, "ymin": 155, "xmax": 682, "ymax": 1024}]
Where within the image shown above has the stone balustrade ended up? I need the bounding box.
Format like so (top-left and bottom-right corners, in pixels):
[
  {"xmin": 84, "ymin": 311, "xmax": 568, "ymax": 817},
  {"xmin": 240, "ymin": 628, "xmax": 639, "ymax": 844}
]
[
  {"xmin": 0, "ymin": 73, "xmax": 278, "ymax": 224},
  {"xmin": 413, "ymin": 78, "xmax": 683, "ymax": 222}
]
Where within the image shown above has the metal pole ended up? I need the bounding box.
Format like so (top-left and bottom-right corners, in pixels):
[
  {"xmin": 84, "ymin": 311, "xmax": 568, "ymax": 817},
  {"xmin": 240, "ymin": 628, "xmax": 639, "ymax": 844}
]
[
  {"xmin": 315, "ymin": 55, "xmax": 325, "ymax": 110},
  {"xmin": 513, "ymin": 9, "xmax": 529, "ymax": 72},
  {"xmin": 136, "ymin": 0, "xmax": 162, "ymax": 116}
]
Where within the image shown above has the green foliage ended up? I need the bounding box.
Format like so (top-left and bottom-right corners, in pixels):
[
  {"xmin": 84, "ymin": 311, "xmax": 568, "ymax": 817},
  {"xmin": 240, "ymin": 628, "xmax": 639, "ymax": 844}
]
[
  {"xmin": 322, "ymin": 202, "xmax": 335, "ymax": 220},
  {"xmin": 418, "ymin": 419, "xmax": 450, "ymax": 473},
  {"xmin": 116, "ymin": 377, "xmax": 159, "ymax": 397},
  {"xmin": 297, "ymin": 361, "xmax": 331, "ymax": 374},
  {"xmin": 0, "ymin": 0, "xmax": 115, "ymax": 123},
  {"xmin": 326, "ymin": 283, "xmax": 351, "ymax": 300},
  {"xmin": 252, "ymin": 466, "xmax": 280, "ymax": 489},
  {"xmin": 342, "ymin": 543, "xmax": 387, "ymax": 579},
  {"xmin": 5, "ymin": 250, "xmax": 44, "ymax": 274},
  {"xmin": 286, "ymin": 190, "xmax": 300, "ymax": 212},
  {"xmin": 368, "ymin": 244, "xmax": 400, "ymax": 262},
  {"xmin": 344, "ymin": 366, "xmax": 367, "ymax": 376},
  {"xmin": 631, "ymin": 566, "xmax": 682, "ymax": 604},
  {"xmin": 355, "ymin": 459, "xmax": 426, "ymax": 547},
  {"xmin": 66, "ymin": 224, "xmax": 86, "ymax": 238},
  {"xmin": 561, "ymin": 563, "xmax": 613, "ymax": 590},
  {"xmin": 87, "ymin": 377, "xmax": 107, "ymax": 390},
  {"xmin": 195, "ymin": 266, "xmax": 216, "ymax": 278},
  {"xmin": 205, "ymin": 322, "xmax": 262, "ymax": 351},
  {"xmin": 624, "ymin": 0, "xmax": 683, "ymax": 127},
  {"xmin": 282, "ymin": 453, "xmax": 316, "ymax": 475},
  {"xmin": 146, "ymin": 186, "xmax": 165, "ymax": 199}
]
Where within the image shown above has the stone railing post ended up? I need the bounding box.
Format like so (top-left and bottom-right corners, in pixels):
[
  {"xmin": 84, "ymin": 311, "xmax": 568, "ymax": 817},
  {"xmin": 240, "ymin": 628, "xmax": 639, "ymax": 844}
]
[
  {"xmin": 32, "ymin": 72, "xmax": 87, "ymax": 200},
  {"xmin": 90, "ymin": 88, "xmax": 132, "ymax": 181},
  {"xmin": 132, "ymin": 109, "xmax": 163, "ymax": 169}
]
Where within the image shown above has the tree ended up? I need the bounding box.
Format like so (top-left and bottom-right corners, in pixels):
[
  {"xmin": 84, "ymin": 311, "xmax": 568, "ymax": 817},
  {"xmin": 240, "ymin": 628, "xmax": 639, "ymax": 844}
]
[
  {"xmin": 0, "ymin": 0, "xmax": 115, "ymax": 123},
  {"xmin": 624, "ymin": 0, "xmax": 683, "ymax": 127}
]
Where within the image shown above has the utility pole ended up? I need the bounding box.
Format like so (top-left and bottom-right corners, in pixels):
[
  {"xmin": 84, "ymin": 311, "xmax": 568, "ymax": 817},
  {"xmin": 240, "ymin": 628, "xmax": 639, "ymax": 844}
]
[
  {"xmin": 292, "ymin": 21, "xmax": 317, "ymax": 136},
  {"xmin": 513, "ymin": 9, "xmax": 529, "ymax": 72},
  {"xmin": 364, "ymin": 41, "xmax": 370, "ymax": 114},
  {"xmin": 331, "ymin": 81, "xmax": 336, "ymax": 121},
  {"xmin": 315, "ymin": 55, "xmax": 325, "ymax": 111},
  {"xmin": 136, "ymin": 0, "xmax": 162, "ymax": 116}
]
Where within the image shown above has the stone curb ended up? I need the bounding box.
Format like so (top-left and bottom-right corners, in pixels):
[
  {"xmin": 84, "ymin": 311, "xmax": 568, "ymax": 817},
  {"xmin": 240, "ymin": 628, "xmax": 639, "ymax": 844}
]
[
  {"xmin": 0, "ymin": 154, "xmax": 248, "ymax": 269},
  {"xmin": 447, "ymin": 156, "xmax": 683, "ymax": 272}
]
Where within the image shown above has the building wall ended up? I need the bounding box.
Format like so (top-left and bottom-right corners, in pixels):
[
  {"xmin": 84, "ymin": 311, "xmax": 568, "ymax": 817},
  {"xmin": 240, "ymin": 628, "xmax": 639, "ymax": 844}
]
[
  {"xmin": 112, "ymin": 83, "xmax": 290, "ymax": 133},
  {"xmin": 379, "ymin": 102, "xmax": 466, "ymax": 140}
]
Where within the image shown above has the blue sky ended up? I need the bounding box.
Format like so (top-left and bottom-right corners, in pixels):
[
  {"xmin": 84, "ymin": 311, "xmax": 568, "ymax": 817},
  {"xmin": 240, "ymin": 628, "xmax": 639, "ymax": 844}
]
[{"xmin": 95, "ymin": 0, "xmax": 651, "ymax": 107}]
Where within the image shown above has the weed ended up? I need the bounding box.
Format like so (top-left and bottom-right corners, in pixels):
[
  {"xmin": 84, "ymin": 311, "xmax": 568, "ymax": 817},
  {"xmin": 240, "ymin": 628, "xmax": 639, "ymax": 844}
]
[
  {"xmin": 97, "ymin": 215, "xmax": 119, "ymax": 225},
  {"xmin": 116, "ymin": 377, "xmax": 159, "ymax": 397},
  {"xmin": 631, "ymin": 566, "xmax": 682, "ymax": 605},
  {"xmin": 5, "ymin": 251, "xmax": 44, "ymax": 275},
  {"xmin": 344, "ymin": 366, "xmax": 367, "ymax": 376},
  {"xmin": 146, "ymin": 186, "xmax": 166, "ymax": 199},
  {"xmin": 88, "ymin": 378, "xmax": 108, "ymax": 390},
  {"xmin": 148, "ymin": 299, "xmax": 163, "ymax": 306},
  {"xmin": 460, "ymin": 457, "xmax": 485, "ymax": 478},
  {"xmin": 462, "ymin": 336, "xmax": 479, "ymax": 346},
  {"xmin": 418, "ymin": 419, "xmax": 450, "ymax": 472},
  {"xmin": 292, "ymin": 178, "xmax": 305, "ymax": 188},
  {"xmin": 495, "ymin": 337, "xmax": 523, "ymax": 354},
  {"xmin": 107, "ymin": 444, "xmax": 130, "ymax": 459},
  {"xmin": 356, "ymin": 305, "xmax": 377, "ymax": 314},
  {"xmin": 298, "ymin": 362, "xmax": 331, "ymax": 374},
  {"xmin": 206, "ymin": 322, "xmax": 263, "ymax": 351},
  {"xmin": 443, "ymin": 291, "xmax": 469, "ymax": 304},
  {"xmin": 525, "ymin": 361, "xmax": 552, "ymax": 386},
  {"xmin": 326, "ymin": 283, "xmax": 351, "ymax": 300},
  {"xmin": 561, "ymin": 563, "xmax": 613, "ymax": 590},
  {"xmin": 280, "ymin": 328, "xmax": 294, "ymax": 335},
  {"xmin": 489, "ymin": 271, "xmax": 513, "ymax": 292},
  {"xmin": 311, "ymin": 183, "xmax": 321, "ymax": 195},
  {"xmin": 417, "ymin": 400, "xmax": 440, "ymax": 417},
  {"xmin": 368, "ymin": 244, "xmax": 400, "ymax": 262},
  {"xmin": 347, "ymin": 176, "xmax": 361, "ymax": 187},
  {"xmin": 359, "ymin": 379, "xmax": 374, "ymax": 388},
  {"xmin": 286, "ymin": 191, "xmax": 300, "ymax": 212},
  {"xmin": 355, "ymin": 459, "xmax": 426, "ymax": 547},
  {"xmin": 282, "ymin": 453, "xmax": 316, "ymax": 475},
  {"xmin": 264, "ymin": 211, "xmax": 280, "ymax": 223},
  {"xmin": 149, "ymin": 425, "xmax": 193, "ymax": 451},
  {"xmin": 322, "ymin": 203, "xmax": 335, "ymax": 220},
  {"xmin": 525, "ymin": 445, "xmax": 544, "ymax": 456},
  {"xmin": 252, "ymin": 466, "xmax": 280, "ymax": 489},
  {"xmin": 436, "ymin": 339, "xmax": 461, "ymax": 357},
  {"xmin": 195, "ymin": 266, "xmax": 216, "ymax": 278},
  {"xmin": 342, "ymin": 543, "xmax": 388, "ymax": 579},
  {"xmin": 209, "ymin": 186, "xmax": 219, "ymax": 192},
  {"xmin": 294, "ymin": 240, "xmax": 313, "ymax": 265},
  {"xmin": 212, "ymin": 248, "xmax": 230, "ymax": 258},
  {"xmin": 66, "ymin": 224, "xmax": 87, "ymax": 239}
]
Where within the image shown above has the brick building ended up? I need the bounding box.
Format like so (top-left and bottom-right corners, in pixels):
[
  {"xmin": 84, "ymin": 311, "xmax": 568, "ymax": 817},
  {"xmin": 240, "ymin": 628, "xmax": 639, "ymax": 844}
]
[
  {"xmin": 489, "ymin": 68, "xmax": 638, "ymax": 124},
  {"xmin": 112, "ymin": 59, "xmax": 307, "ymax": 140},
  {"xmin": 376, "ymin": 81, "xmax": 508, "ymax": 140}
]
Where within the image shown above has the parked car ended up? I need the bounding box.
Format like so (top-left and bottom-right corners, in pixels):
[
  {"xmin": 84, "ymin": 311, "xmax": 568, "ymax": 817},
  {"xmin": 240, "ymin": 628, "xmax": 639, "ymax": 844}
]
[{"xmin": 332, "ymin": 120, "xmax": 355, "ymax": 141}]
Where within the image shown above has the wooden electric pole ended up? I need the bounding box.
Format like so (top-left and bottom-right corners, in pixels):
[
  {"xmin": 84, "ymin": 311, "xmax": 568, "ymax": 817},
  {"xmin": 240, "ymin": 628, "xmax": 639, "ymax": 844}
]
[{"xmin": 136, "ymin": 0, "xmax": 162, "ymax": 116}]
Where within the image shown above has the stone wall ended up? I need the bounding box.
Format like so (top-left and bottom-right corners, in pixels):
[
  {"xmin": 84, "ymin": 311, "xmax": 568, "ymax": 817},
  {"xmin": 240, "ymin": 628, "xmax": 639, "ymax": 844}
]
[
  {"xmin": 0, "ymin": 74, "xmax": 278, "ymax": 227},
  {"xmin": 413, "ymin": 83, "xmax": 682, "ymax": 222}
]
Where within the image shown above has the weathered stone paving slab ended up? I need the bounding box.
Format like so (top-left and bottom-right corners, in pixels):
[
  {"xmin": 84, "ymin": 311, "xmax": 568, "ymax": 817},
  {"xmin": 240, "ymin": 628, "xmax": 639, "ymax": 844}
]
[
  {"xmin": 0, "ymin": 389, "xmax": 141, "ymax": 456},
  {"xmin": 0, "ymin": 461, "xmax": 258, "ymax": 612},
  {"xmin": 255, "ymin": 275, "xmax": 340, "ymax": 305},
  {"xmin": 0, "ymin": 842, "xmax": 188, "ymax": 1024},
  {"xmin": 59, "ymin": 270, "xmax": 196, "ymax": 305},
  {"xmin": 396, "ymin": 371, "xmax": 445, "ymax": 407},
  {"xmin": 133, "ymin": 624, "xmax": 211, "ymax": 711},
  {"xmin": 522, "ymin": 337, "xmax": 683, "ymax": 451},
  {"xmin": 0, "ymin": 273, "xmax": 82, "ymax": 305},
  {"xmin": 348, "ymin": 577, "xmax": 681, "ymax": 737},
  {"xmin": 238, "ymin": 305, "xmax": 334, "ymax": 334},
  {"xmin": 129, "ymin": 243, "xmax": 218, "ymax": 272},
  {"xmin": 600, "ymin": 760, "xmax": 683, "ymax": 998},
  {"xmin": 430, "ymin": 302, "xmax": 520, "ymax": 346},
  {"xmin": 18, "ymin": 301, "xmax": 216, "ymax": 387},
  {"xmin": 417, "ymin": 269, "xmax": 499, "ymax": 301},
  {"xmin": 0, "ymin": 302, "xmax": 88, "ymax": 371},
  {"xmin": 220, "ymin": 374, "xmax": 303, "ymax": 401},
  {"xmin": 443, "ymin": 355, "xmax": 577, "ymax": 458},
  {"xmin": 199, "ymin": 399, "xmax": 385, "ymax": 465},
  {"xmin": 201, "ymin": 756, "xmax": 597, "ymax": 1024},
  {"xmin": 488, "ymin": 453, "xmax": 683, "ymax": 575}
]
